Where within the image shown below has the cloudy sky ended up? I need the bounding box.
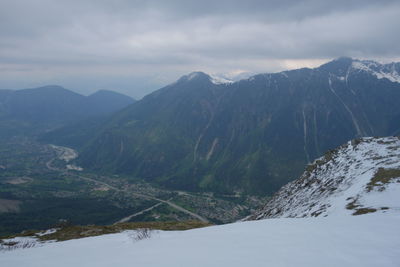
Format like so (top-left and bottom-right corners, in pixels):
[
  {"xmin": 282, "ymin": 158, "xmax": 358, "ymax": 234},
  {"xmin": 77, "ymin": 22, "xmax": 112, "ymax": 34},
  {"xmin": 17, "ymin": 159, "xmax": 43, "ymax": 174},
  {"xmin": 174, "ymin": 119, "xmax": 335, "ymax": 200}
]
[{"xmin": 1, "ymin": 0, "xmax": 399, "ymax": 98}]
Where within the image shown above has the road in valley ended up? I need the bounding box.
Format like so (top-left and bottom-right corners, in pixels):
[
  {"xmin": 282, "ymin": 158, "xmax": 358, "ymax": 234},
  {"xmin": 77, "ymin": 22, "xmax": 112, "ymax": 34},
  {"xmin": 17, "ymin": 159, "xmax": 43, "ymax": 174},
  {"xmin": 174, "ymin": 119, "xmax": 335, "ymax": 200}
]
[
  {"xmin": 46, "ymin": 146, "xmax": 209, "ymax": 223},
  {"xmin": 115, "ymin": 202, "xmax": 164, "ymax": 224},
  {"xmin": 77, "ymin": 175, "xmax": 209, "ymax": 223}
]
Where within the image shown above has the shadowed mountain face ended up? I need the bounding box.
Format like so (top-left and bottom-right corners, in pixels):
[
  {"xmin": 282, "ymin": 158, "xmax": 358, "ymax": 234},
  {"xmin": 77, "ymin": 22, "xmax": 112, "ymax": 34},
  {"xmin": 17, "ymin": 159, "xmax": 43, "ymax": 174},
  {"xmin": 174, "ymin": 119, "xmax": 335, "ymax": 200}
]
[
  {"xmin": 0, "ymin": 86, "xmax": 135, "ymax": 138},
  {"xmin": 64, "ymin": 58, "xmax": 400, "ymax": 195}
]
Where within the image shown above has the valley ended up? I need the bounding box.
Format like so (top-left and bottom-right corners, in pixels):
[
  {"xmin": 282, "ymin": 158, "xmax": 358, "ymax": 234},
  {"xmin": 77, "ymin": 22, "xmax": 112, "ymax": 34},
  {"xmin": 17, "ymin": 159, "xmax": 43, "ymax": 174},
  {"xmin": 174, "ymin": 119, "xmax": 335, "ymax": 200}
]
[
  {"xmin": 1, "ymin": 60, "xmax": 399, "ymax": 266},
  {"xmin": 2, "ymin": 1, "xmax": 400, "ymax": 265},
  {"xmin": 1, "ymin": 57, "xmax": 400, "ymax": 237},
  {"xmin": 0, "ymin": 138, "xmax": 266, "ymax": 236},
  {"xmin": 2, "ymin": 136, "xmax": 399, "ymax": 266},
  {"xmin": 70, "ymin": 58, "xmax": 400, "ymax": 195}
]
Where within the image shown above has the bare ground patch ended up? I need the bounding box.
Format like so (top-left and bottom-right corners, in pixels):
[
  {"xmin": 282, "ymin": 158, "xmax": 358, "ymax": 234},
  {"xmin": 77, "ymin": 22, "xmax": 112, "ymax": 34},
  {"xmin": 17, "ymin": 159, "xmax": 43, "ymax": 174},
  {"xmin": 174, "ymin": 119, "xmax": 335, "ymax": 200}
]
[{"xmin": 366, "ymin": 168, "xmax": 400, "ymax": 192}]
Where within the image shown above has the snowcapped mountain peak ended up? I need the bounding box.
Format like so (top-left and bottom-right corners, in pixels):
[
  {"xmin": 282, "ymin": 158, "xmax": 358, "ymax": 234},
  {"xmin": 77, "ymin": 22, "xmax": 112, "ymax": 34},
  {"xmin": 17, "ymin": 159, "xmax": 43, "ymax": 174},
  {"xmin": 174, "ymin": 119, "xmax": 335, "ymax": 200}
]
[
  {"xmin": 184, "ymin": 71, "xmax": 210, "ymax": 81},
  {"xmin": 210, "ymin": 71, "xmax": 255, "ymax": 83},
  {"xmin": 176, "ymin": 72, "xmax": 235, "ymax": 85},
  {"xmin": 318, "ymin": 57, "xmax": 400, "ymax": 84},
  {"xmin": 249, "ymin": 136, "xmax": 400, "ymax": 220}
]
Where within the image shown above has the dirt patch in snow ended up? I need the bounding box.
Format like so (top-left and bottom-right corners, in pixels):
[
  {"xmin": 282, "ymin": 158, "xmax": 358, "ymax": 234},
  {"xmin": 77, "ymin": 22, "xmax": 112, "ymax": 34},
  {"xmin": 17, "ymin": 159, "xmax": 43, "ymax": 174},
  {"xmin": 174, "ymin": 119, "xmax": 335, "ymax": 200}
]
[{"xmin": 366, "ymin": 168, "xmax": 400, "ymax": 192}]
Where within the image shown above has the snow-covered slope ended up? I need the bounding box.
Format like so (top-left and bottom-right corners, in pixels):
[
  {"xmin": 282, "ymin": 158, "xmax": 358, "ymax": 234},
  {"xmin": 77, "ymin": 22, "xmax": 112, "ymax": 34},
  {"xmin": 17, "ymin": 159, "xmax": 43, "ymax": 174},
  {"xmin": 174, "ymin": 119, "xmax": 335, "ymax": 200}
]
[
  {"xmin": 249, "ymin": 137, "xmax": 400, "ymax": 220},
  {"xmin": 1, "ymin": 214, "xmax": 400, "ymax": 267},
  {"xmin": 351, "ymin": 60, "xmax": 400, "ymax": 83}
]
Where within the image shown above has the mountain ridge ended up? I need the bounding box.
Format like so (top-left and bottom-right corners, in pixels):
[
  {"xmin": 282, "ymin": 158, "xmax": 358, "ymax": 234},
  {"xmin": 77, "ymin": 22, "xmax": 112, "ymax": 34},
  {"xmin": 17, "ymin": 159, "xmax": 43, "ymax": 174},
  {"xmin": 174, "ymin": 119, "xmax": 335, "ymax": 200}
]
[
  {"xmin": 50, "ymin": 57, "xmax": 400, "ymax": 194},
  {"xmin": 248, "ymin": 136, "xmax": 400, "ymax": 220},
  {"xmin": 174, "ymin": 57, "xmax": 400, "ymax": 86},
  {"xmin": 0, "ymin": 85, "xmax": 135, "ymax": 138}
]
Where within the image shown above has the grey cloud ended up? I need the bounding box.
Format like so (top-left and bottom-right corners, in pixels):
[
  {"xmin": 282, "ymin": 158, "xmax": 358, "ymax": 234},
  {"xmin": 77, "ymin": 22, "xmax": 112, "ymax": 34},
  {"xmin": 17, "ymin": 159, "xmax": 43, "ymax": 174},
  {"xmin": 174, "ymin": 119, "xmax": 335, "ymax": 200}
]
[{"xmin": 0, "ymin": 0, "xmax": 399, "ymax": 98}]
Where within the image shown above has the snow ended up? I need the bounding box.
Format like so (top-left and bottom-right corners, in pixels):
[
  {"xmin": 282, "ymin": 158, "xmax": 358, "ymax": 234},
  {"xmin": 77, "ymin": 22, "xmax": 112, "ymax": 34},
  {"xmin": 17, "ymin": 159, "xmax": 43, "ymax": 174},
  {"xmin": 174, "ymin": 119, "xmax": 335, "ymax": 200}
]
[
  {"xmin": 178, "ymin": 72, "xmax": 234, "ymax": 85},
  {"xmin": 186, "ymin": 72, "xmax": 202, "ymax": 81},
  {"xmin": 209, "ymin": 74, "xmax": 234, "ymax": 85},
  {"xmin": 280, "ymin": 72, "xmax": 289, "ymax": 78},
  {"xmin": 35, "ymin": 229, "xmax": 58, "ymax": 237},
  {"xmin": 175, "ymin": 71, "xmax": 252, "ymax": 85},
  {"xmin": 374, "ymin": 71, "xmax": 400, "ymax": 83},
  {"xmin": 0, "ymin": 236, "xmax": 55, "ymax": 251},
  {"xmin": 1, "ymin": 214, "xmax": 399, "ymax": 267},
  {"xmin": 352, "ymin": 61, "xmax": 400, "ymax": 83},
  {"xmin": 360, "ymin": 181, "xmax": 400, "ymax": 210},
  {"xmin": 251, "ymin": 137, "xmax": 400, "ymax": 219}
]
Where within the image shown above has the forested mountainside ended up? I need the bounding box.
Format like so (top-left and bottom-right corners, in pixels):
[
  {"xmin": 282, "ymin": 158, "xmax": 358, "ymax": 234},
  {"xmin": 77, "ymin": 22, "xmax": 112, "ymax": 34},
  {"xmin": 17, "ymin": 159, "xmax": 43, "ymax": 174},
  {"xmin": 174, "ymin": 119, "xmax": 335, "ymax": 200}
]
[{"xmin": 50, "ymin": 58, "xmax": 400, "ymax": 194}]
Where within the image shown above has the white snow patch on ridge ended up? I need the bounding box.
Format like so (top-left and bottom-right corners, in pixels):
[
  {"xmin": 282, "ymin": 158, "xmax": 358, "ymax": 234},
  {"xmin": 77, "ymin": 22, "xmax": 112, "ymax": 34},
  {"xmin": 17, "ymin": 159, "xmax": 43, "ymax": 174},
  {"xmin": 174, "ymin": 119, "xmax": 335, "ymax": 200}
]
[
  {"xmin": 178, "ymin": 72, "xmax": 234, "ymax": 85},
  {"xmin": 209, "ymin": 74, "xmax": 233, "ymax": 85},
  {"xmin": 186, "ymin": 72, "xmax": 202, "ymax": 81},
  {"xmin": 352, "ymin": 61, "xmax": 400, "ymax": 83}
]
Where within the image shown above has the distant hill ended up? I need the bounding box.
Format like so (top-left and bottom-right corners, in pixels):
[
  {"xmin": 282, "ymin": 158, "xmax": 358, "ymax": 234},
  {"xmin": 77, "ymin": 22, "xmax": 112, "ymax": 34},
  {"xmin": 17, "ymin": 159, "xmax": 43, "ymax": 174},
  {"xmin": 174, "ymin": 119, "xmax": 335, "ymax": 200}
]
[
  {"xmin": 0, "ymin": 86, "xmax": 135, "ymax": 138},
  {"xmin": 87, "ymin": 90, "xmax": 135, "ymax": 115}
]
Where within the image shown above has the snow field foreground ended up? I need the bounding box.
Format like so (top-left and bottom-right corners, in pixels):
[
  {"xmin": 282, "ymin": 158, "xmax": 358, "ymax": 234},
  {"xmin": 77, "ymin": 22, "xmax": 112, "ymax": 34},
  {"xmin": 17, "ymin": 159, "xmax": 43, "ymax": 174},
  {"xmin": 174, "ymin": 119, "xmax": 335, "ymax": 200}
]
[{"xmin": 1, "ymin": 213, "xmax": 399, "ymax": 267}]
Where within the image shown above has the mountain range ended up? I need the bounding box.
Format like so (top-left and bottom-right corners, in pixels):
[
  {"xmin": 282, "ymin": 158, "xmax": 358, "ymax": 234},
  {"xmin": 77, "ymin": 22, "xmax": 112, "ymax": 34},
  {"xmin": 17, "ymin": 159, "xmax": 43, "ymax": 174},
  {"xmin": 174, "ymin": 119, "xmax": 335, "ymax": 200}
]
[
  {"xmin": 3, "ymin": 58, "xmax": 399, "ymax": 195},
  {"xmin": 1, "ymin": 58, "xmax": 400, "ymax": 266},
  {"xmin": 54, "ymin": 57, "xmax": 400, "ymax": 195},
  {"xmin": 0, "ymin": 86, "xmax": 135, "ymax": 138}
]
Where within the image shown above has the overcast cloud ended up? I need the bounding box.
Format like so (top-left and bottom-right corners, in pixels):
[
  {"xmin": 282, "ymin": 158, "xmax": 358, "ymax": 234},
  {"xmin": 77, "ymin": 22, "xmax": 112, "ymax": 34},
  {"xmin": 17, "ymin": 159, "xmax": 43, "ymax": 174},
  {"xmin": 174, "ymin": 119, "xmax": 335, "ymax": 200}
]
[{"xmin": 0, "ymin": 0, "xmax": 399, "ymax": 98}]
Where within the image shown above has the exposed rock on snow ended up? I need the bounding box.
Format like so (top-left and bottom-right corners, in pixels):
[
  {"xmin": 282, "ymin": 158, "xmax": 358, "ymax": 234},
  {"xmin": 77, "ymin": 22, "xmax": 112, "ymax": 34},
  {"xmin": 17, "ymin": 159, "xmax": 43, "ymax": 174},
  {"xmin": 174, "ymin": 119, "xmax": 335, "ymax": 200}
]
[{"xmin": 249, "ymin": 137, "xmax": 400, "ymax": 220}]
